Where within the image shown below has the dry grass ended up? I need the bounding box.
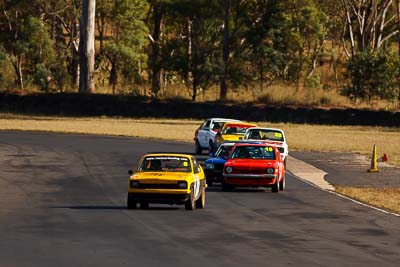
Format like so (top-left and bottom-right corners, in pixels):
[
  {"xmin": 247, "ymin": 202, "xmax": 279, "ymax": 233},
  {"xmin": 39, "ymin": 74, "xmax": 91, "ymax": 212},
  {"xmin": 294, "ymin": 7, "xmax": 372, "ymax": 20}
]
[
  {"xmin": 157, "ymin": 84, "xmax": 399, "ymax": 111},
  {"xmin": 0, "ymin": 115, "xmax": 199, "ymax": 142},
  {"xmin": 336, "ymin": 187, "xmax": 400, "ymax": 213}
]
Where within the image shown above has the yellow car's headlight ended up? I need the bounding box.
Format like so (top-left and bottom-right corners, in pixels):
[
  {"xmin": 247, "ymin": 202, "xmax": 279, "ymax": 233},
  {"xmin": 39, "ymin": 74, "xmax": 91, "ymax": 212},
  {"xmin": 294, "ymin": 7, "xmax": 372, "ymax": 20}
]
[
  {"xmin": 177, "ymin": 181, "xmax": 187, "ymax": 189},
  {"xmin": 130, "ymin": 180, "xmax": 140, "ymax": 188}
]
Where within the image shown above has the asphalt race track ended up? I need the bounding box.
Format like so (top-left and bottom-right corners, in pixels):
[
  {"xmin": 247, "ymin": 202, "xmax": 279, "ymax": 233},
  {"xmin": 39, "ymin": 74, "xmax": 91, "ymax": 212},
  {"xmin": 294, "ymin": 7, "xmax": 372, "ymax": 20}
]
[{"xmin": 0, "ymin": 131, "xmax": 399, "ymax": 267}]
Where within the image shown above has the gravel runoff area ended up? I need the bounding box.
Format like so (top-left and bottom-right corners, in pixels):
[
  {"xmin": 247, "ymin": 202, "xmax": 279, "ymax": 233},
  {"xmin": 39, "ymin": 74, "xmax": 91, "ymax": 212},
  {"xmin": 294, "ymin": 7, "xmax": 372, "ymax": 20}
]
[{"xmin": 290, "ymin": 151, "xmax": 400, "ymax": 189}]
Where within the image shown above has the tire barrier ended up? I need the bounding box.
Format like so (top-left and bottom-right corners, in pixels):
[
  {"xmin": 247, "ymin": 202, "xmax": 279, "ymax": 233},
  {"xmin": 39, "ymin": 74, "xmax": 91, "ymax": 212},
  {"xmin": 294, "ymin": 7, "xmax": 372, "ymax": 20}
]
[{"xmin": 1, "ymin": 92, "xmax": 399, "ymax": 127}]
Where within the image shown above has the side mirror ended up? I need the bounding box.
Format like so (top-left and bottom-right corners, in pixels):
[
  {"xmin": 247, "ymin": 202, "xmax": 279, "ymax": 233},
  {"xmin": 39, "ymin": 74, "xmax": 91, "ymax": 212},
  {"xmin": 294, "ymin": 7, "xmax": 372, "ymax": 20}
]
[{"xmin": 128, "ymin": 170, "xmax": 133, "ymax": 175}]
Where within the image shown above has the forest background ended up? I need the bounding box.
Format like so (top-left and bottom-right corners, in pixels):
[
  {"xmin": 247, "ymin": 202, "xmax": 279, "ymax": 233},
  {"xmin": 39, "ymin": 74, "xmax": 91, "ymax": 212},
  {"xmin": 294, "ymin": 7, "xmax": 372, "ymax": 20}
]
[{"xmin": 0, "ymin": 0, "xmax": 399, "ymax": 110}]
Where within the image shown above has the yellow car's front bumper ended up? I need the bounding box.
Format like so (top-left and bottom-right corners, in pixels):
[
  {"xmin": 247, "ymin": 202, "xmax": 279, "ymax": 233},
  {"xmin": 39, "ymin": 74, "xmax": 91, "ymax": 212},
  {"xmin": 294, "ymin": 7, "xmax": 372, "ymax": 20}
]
[{"xmin": 127, "ymin": 190, "xmax": 191, "ymax": 205}]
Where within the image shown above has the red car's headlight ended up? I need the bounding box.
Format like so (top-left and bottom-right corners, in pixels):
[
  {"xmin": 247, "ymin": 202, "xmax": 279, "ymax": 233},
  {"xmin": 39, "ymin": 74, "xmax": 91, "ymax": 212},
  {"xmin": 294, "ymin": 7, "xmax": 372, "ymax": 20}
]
[
  {"xmin": 266, "ymin": 168, "xmax": 274, "ymax": 174},
  {"xmin": 225, "ymin": 166, "xmax": 233, "ymax": 173}
]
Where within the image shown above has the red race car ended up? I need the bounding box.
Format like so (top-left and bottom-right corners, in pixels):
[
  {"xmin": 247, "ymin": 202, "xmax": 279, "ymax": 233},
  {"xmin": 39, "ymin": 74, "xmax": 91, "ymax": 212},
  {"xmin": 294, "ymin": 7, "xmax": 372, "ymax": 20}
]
[{"xmin": 222, "ymin": 143, "xmax": 285, "ymax": 192}]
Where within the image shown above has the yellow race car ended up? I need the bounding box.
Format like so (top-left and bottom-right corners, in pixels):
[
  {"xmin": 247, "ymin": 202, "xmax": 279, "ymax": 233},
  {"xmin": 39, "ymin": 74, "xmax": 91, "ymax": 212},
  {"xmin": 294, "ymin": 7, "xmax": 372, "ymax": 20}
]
[
  {"xmin": 215, "ymin": 122, "xmax": 257, "ymax": 147},
  {"xmin": 127, "ymin": 153, "xmax": 206, "ymax": 210}
]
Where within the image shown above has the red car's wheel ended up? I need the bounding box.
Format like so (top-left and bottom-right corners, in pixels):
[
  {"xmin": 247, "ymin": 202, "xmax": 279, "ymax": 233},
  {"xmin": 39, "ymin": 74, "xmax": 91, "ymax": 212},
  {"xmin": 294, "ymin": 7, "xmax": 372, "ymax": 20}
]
[
  {"xmin": 271, "ymin": 177, "xmax": 279, "ymax": 193},
  {"xmin": 279, "ymin": 173, "xmax": 286, "ymax": 191},
  {"xmin": 221, "ymin": 182, "xmax": 233, "ymax": 192}
]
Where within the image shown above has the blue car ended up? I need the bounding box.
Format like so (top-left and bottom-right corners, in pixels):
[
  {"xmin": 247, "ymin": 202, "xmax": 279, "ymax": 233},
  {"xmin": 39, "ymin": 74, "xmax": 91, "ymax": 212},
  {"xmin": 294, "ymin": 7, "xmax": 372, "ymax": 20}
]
[
  {"xmin": 204, "ymin": 142, "xmax": 235, "ymax": 186},
  {"xmin": 204, "ymin": 141, "xmax": 263, "ymax": 186}
]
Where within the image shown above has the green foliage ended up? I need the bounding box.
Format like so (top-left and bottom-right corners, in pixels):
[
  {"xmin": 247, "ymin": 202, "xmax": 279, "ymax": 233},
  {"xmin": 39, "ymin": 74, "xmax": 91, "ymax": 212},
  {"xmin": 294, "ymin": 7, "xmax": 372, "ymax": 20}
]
[
  {"xmin": 0, "ymin": 48, "xmax": 10, "ymax": 90},
  {"xmin": 0, "ymin": 0, "xmax": 398, "ymax": 107},
  {"xmin": 344, "ymin": 50, "xmax": 400, "ymax": 102},
  {"xmin": 33, "ymin": 63, "xmax": 52, "ymax": 92},
  {"xmin": 160, "ymin": 0, "xmax": 223, "ymax": 96},
  {"xmin": 100, "ymin": 0, "xmax": 149, "ymax": 87},
  {"xmin": 304, "ymin": 73, "xmax": 321, "ymax": 89},
  {"xmin": 21, "ymin": 16, "xmax": 56, "ymax": 87}
]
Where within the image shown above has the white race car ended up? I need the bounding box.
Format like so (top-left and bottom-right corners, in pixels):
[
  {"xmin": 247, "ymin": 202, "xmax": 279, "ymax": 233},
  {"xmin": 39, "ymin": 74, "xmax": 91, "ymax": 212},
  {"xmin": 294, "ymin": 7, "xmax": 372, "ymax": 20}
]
[
  {"xmin": 243, "ymin": 127, "xmax": 288, "ymax": 166},
  {"xmin": 194, "ymin": 118, "xmax": 241, "ymax": 154}
]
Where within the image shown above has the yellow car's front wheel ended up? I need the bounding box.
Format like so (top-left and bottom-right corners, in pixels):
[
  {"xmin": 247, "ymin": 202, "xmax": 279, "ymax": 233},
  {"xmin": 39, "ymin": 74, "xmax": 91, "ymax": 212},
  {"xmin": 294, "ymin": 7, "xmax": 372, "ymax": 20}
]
[
  {"xmin": 127, "ymin": 194, "xmax": 137, "ymax": 209},
  {"xmin": 185, "ymin": 188, "xmax": 196, "ymax": 210},
  {"xmin": 195, "ymin": 187, "xmax": 205, "ymax": 209}
]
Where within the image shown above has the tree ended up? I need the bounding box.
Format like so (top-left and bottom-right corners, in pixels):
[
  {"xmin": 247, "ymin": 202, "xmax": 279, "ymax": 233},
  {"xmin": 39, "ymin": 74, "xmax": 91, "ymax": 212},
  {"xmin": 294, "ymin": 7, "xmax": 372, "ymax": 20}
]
[
  {"xmin": 147, "ymin": 0, "xmax": 168, "ymax": 97},
  {"xmin": 34, "ymin": 0, "xmax": 81, "ymax": 91},
  {"xmin": 340, "ymin": 0, "xmax": 399, "ymax": 57},
  {"xmin": 160, "ymin": 0, "xmax": 222, "ymax": 101},
  {"xmin": 0, "ymin": 0, "xmax": 55, "ymax": 91},
  {"xmin": 220, "ymin": 0, "xmax": 229, "ymax": 100},
  {"xmin": 100, "ymin": 0, "xmax": 148, "ymax": 94},
  {"xmin": 344, "ymin": 50, "xmax": 399, "ymax": 102},
  {"xmin": 79, "ymin": 0, "xmax": 96, "ymax": 93},
  {"xmin": 274, "ymin": 0, "xmax": 328, "ymax": 88}
]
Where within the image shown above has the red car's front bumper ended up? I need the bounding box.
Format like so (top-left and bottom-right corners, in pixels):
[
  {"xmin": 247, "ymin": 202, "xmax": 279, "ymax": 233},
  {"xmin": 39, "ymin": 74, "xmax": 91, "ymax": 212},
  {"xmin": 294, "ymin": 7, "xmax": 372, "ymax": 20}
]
[{"xmin": 223, "ymin": 173, "xmax": 278, "ymax": 187}]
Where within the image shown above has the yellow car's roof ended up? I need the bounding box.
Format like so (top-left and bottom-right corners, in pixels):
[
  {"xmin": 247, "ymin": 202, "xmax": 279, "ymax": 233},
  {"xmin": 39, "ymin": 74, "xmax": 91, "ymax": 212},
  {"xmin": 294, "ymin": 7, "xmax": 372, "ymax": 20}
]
[
  {"xmin": 222, "ymin": 122, "xmax": 257, "ymax": 128},
  {"xmin": 142, "ymin": 153, "xmax": 193, "ymax": 158}
]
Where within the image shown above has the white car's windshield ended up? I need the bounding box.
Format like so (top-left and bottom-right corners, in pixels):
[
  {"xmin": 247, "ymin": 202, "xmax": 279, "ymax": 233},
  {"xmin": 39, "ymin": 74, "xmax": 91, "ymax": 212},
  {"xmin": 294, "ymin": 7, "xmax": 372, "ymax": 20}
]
[
  {"xmin": 140, "ymin": 156, "xmax": 191, "ymax": 172},
  {"xmin": 247, "ymin": 130, "xmax": 284, "ymax": 142}
]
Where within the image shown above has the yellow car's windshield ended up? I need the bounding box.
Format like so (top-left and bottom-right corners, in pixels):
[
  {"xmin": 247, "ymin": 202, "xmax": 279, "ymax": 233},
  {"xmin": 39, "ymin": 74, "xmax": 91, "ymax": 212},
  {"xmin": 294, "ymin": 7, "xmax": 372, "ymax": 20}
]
[
  {"xmin": 139, "ymin": 156, "xmax": 192, "ymax": 172},
  {"xmin": 222, "ymin": 124, "xmax": 254, "ymax": 135}
]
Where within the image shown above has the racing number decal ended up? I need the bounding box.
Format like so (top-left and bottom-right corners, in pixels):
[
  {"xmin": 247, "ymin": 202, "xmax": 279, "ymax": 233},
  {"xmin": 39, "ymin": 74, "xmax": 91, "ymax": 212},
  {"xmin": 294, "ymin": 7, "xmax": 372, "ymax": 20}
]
[{"xmin": 193, "ymin": 175, "xmax": 200, "ymax": 199}]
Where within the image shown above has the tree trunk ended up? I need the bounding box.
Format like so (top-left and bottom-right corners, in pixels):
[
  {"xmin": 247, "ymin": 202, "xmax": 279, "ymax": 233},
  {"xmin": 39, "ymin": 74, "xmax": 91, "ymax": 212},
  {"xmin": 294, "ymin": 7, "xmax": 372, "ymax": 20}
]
[
  {"xmin": 396, "ymin": 0, "xmax": 400, "ymax": 107},
  {"xmin": 220, "ymin": 0, "xmax": 230, "ymax": 100},
  {"xmin": 192, "ymin": 72, "xmax": 197, "ymax": 102},
  {"xmin": 186, "ymin": 18, "xmax": 193, "ymax": 89},
  {"xmin": 151, "ymin": 5, "xmax": 163, "ymax": 97},
  {"xmin": 397, "ymin": 0, "xmax": 400, "ymax": 56},
  {"xmin": 72, "ymin": 21, "xmax": 80, "ymax": 89},
  {"xmin": 79, "ymin": 0, "xmax": 96, "ymax": 93},
  {"xmin": 12, "ymin": 56, "xmax": 24, "ymax": 91},
  {"xmin": 109, "ymin": 60, "xmax": 117, "ymax": 95}
]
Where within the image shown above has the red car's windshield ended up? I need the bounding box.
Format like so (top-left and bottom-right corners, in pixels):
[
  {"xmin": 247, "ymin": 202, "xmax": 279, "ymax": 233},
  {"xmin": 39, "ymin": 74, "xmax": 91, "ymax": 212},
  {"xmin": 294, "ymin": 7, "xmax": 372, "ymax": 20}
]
[{"xmin": 231, "ymin": 146, "xmax": 276, "ymax": 160}]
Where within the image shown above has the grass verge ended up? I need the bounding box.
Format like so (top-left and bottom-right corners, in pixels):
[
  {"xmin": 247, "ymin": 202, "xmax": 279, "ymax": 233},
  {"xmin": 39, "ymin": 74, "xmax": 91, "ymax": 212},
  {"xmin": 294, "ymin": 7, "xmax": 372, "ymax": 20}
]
[
  {"xmin": 0, "ymin": 113, "xmax": 399, "ymax": 214},
  {"xmin": 336, "ymin": 187, "xmax": 400, "ymax": 214}
]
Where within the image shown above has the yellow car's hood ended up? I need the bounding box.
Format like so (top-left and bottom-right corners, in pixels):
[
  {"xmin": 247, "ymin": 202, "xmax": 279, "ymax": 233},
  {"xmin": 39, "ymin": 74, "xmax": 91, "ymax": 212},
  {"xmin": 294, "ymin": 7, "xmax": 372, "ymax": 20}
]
[{"xmin": 132, "ymin": 172, "xmax": 190, "ymax": 182}]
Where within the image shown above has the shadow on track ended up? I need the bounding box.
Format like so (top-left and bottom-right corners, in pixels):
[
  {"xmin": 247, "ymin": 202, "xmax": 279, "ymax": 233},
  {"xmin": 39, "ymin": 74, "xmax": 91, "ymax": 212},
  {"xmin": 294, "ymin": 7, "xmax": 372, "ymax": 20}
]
[{"xmin": 50, "ymin": 205, "xmax": 181, "ymax": 211}]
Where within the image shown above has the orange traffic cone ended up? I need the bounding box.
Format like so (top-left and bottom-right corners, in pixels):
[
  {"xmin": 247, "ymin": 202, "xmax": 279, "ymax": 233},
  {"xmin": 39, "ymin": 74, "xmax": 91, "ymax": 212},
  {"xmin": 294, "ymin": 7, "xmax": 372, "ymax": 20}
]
[{"xmin": 367, "ymin": 144, "xmax": 379, "ymax": 173}]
